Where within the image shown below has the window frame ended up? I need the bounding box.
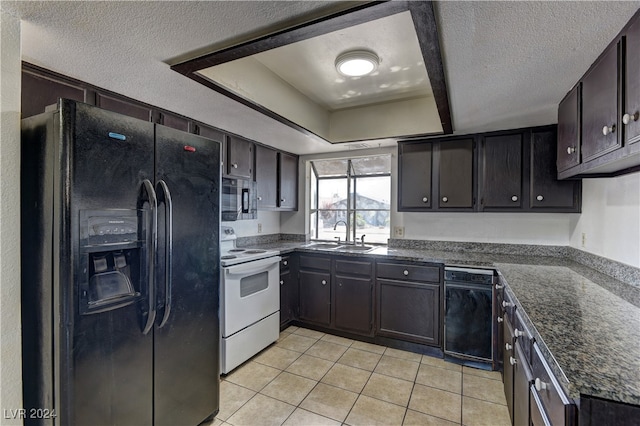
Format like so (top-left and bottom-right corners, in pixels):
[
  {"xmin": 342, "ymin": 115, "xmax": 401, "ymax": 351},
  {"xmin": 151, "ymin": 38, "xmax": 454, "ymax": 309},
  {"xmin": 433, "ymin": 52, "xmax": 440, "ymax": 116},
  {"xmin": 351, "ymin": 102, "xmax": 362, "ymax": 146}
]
[{"xmin": 310, "ymin": 158, "xmax": 391, "ymax": 244}]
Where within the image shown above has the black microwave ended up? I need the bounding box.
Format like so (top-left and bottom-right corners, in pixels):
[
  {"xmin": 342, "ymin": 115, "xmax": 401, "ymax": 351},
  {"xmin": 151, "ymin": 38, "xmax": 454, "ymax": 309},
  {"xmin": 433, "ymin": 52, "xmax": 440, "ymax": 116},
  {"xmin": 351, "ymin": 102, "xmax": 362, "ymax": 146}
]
[{"xmin": 221, "ymin": 178, "xmax": 257, "ymax": 221}]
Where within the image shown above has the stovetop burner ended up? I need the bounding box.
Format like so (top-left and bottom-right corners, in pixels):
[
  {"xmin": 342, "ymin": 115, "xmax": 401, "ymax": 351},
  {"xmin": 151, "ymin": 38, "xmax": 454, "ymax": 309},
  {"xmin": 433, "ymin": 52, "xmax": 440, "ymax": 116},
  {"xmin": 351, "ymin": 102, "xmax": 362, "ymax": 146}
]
[
  {"xmin": 244, "ymin": 249, "xmax": 267, "ymax": 254},
  {"xmin": 229, "ymin": 249, "xmax": 246, "ymax": 253},
  {"xmin": 221, "ymin": 255, "xmax": 237, "ymax": 260}
]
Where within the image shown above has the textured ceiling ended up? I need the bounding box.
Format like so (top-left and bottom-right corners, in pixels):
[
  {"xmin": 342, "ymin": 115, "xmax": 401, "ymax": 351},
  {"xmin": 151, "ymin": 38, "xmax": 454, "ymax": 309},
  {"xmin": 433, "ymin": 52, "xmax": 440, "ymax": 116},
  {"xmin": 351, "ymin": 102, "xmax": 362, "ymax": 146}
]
[{"xmin": 2, "ymin": 1, "xmax": 640, "ymax": 154}]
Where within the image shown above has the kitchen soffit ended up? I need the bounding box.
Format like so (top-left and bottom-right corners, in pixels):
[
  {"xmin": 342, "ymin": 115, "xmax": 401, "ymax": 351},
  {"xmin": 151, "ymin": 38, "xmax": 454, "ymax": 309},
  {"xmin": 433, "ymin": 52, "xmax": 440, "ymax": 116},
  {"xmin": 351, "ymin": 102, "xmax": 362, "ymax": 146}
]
[{"xmin": 171, "ymin": 1, "xmax": 452, "ymax": 145}]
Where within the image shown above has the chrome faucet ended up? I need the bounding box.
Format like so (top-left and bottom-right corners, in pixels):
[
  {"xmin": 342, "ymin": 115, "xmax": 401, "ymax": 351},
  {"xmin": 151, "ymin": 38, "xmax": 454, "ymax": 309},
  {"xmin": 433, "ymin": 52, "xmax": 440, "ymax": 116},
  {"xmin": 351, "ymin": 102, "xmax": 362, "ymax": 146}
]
[
  {"xmin": 333, "ymin": 220, "xmax": 349, "ymax": 244},
  {"xmin": 360, "ymin": 234, "xmax": 366, "ymax": 246}
]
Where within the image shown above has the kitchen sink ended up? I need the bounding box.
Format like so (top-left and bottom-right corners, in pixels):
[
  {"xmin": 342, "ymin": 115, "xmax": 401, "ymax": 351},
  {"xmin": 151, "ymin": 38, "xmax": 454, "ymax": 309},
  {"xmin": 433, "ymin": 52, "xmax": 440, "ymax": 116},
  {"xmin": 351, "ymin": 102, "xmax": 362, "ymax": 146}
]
[
  {"xmin": 304, "ymin": 243, "xmax": 341, "ymax": 249},
  {"xmin": 336, "ymin": 245, "xmax": 375, "ymax": 251}
]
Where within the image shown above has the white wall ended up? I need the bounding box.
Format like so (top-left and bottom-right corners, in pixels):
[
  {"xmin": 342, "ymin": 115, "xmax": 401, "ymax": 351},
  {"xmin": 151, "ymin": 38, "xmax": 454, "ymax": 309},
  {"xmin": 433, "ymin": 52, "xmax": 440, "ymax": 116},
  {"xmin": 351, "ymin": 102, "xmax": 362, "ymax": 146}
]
[
  {"xmin": 222, "ymin": 210, "xmax": 280, "ymax": 238},
  {"xmin": 0, "ymin": 10, "xmax": 23, "ymax": 422},
  {"xmin": 570, "ymin": 173, "xmax": 640, "ymax": 268}
]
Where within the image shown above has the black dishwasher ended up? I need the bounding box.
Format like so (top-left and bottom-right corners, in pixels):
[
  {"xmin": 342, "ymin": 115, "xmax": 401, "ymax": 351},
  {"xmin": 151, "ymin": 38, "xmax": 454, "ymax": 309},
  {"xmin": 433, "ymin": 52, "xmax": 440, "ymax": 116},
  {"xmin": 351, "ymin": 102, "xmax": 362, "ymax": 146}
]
[{"xmin": 444, "ymin": 266, "xmax": 496, "ymax": 367}]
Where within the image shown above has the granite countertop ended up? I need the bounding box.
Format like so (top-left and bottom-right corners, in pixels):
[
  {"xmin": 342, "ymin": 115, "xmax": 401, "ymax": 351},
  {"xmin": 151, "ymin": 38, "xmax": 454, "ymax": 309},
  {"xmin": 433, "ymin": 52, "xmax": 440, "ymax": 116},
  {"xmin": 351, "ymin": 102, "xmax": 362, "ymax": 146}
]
[{"xmin": 242, "ymin": 240, "xmax": 640, "ymax": 406}]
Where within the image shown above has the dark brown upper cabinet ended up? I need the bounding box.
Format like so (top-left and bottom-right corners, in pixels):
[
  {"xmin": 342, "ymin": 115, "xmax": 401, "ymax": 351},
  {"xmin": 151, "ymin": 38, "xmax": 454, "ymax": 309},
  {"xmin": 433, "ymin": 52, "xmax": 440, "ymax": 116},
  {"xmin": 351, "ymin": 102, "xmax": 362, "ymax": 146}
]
[
  {"xmin": 480, "ymin": 133, "xmax": 524, "ymax": 210},
  {"xmin": 158, "ymin": 111, "xmax": 190, "ymax": 132},
  {"xmin": 226, "ymin": 135, "xmax": 253, "ymax": 179},
  {"xmin": 530, "ymin": 129, "xmax": 581, "ymax": 211},
  {"xmin": 398, "ymin": 138, "xmax": 474, "ymax": 212},
  {"xmin": 96, "ymin": 93, "xmax": 153, "ymax": 122},
  {"xmin": 278, "ymin": 152, "xmax": 298, "ymax": 211},
  {"xmin": 557, "ymin": 10, "xmax": 640, "ymax": 179},
  {"xmin": 21, "ymin": 68, "xmax": 86, "ymax": 118},
  {"xmin": 557, "ymin": 84, "xmax": 581, "ymax": 173},
  {"xmin": 256, "ymin": 145, "xmax": 278, "ymax": 209},
  {"xmin": 581, "ymin": 41, "xmax": 620, "ymax": 162},
  {"xmin": 624, "ymin": 15, "xmax": 640, "ymax": 146},
  {"xmin": 255, "ymin": 146, "xmax": 298, "ymax": 211},
  {"xmin": 438, "ymin": 139, "xmax": 474, "ymax": 209},
  {"xmin": 398, "ymin": 143, "xmax": 433, "ymax": 210}
]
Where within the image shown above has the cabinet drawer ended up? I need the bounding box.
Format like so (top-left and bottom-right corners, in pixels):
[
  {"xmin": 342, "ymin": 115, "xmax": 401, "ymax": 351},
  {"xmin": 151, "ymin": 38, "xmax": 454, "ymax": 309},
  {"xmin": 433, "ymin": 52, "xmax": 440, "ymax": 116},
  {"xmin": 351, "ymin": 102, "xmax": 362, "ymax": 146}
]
[
  {"xmin": 299, "ymin": 255, "xmax": 331, "ymax": 271},
  {"xmin": 531, "ymin": 343, "xmax": 576, "ymax": 426},
  {"xmin": 515, "ymin": 309, "xmax": 534, "ymax": 366},
  {"xmin": 502, "ymin": 290, "xmax": 517, "ymax": 324},
  {"xmin": 335, "ymin": 259, "xmax": 372, "ymax": 277},
  {"xmin": 280, "ymin": 256, "xmax": 291, "ymax": 271},
  {"xmin": 376, "ymin": 262, "xmax": 440, "ymax": 283}
]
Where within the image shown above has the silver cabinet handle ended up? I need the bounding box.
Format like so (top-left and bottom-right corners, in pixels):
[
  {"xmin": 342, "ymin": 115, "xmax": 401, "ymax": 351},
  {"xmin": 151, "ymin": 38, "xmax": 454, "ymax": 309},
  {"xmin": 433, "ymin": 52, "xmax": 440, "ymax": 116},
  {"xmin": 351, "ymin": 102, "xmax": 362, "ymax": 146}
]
[
  {"xmin": 321, "ymin": 280, "xmax": 327, "ymax": 285},
  {"xmin": 509, "ymin": 356, "xmax": 517, "ymax": 366},
  {"xmin": 495, "ymin": 284, "xmax": 504, "ymax": 290},
  {"xmin": 257, "ymin": 196, "xmax": 262, "ymax": 201},
  {"xmin": 536, "ymin": 195, "xmax": 544, "ymax": 201},
  {"xmin": 497, "ymin": 316, "xmax": 504, "ymax": 323},
  {"xmin": 339, "ymin": 282, "xmax": 342, "ymax": 287},
  {"xmin": 535, "ymin": 378, "xmax": 548, "ymax": 391},
  {"xmin": 442, "ymin": 196, "xmax": 448, "ymax": 203},
  {"xmin": 281, "ymin": 198, "xmax": 286, "ymax": 203},
  {"xmin": 623, "ymin": 112, "xmax": 639, "ymax": 125},
  {"xmin": 511, "ymin": 195, "xmax": 518, "ymax": 202},
  {"xmin": 283, "ymin": 260, "xmax": 288, "ymax": 266},
  {"xmin": 422, "ymin": 196, "xmax": 428, "ymax": 203},
  {"xmin": 505, "ymin": 343, "xmax": 512, "ymax": 351},
  {"xmin": 567, "ymin": 146, "xmax": 576, "ymax": 154},
  {"xmin": 602, "ymin": 124, "xmax": 616, "ymax": 136},
  {"xmin": 403, "ymin": 270, "xmax": 409, "ymax": 276},
  {"xmin": 514, "ymin": 328, "xmax": 525, "ymax": 338},
  {"xmin": 502, "ymin": 301, "xmax": 514, "ymax": 308},
  {"xmin": 232, "ymin": 163, "xmax": 238, "ymax": 168},
  {"xmin": 280, "ymin": 280, "xmax": 284, "ymax": 285}
]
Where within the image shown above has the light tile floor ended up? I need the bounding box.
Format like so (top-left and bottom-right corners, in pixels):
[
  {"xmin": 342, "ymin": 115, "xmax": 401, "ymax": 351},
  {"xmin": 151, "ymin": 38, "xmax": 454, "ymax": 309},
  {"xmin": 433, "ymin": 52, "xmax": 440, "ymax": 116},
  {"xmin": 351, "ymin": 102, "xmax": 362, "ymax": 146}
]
[{"xmin": 210, "ymin": 327, "xmax": 510, "ymax": 426}]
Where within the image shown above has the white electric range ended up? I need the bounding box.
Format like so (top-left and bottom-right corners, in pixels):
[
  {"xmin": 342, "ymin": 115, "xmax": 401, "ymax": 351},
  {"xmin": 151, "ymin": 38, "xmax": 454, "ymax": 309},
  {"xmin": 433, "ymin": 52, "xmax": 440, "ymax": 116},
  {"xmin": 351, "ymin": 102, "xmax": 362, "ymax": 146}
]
[{"xmin": 219, "ymin": 226, "xmax": 281, "ymax": 374}]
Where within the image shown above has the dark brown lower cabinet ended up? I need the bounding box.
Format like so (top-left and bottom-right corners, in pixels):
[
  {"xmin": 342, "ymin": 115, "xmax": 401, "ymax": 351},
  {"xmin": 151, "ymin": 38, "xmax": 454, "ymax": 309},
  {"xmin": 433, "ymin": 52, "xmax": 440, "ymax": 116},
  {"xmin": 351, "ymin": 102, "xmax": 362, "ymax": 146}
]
[
  {"xmin": 513, "ymin": 341, "xmax": 533, "ymax": 426},
  {"xmin": 298, "ymin": 270, "xmax": 331, "ymax": 326},
  {"xmin": 503, "ymin": 315, "xmax": 516, "ymax": 420},
  {"xmin": 377, "ymin": 279, "xmax": 440, "ymax": 346},
  {"xmin": 579, "ymin": 396, "xmax": 640, "ymax": 426},
  {"xmin": 333, "ymin": 275, "xmax": 373, "ymax": 336}
]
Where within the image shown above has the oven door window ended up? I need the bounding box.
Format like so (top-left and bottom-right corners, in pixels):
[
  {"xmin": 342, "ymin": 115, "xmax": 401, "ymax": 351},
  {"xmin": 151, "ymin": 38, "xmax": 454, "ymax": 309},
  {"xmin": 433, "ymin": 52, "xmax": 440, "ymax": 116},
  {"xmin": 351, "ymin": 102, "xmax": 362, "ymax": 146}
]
[{"xmin": 240, "ymin": 271, "xmax": 269, "ymax": 297}]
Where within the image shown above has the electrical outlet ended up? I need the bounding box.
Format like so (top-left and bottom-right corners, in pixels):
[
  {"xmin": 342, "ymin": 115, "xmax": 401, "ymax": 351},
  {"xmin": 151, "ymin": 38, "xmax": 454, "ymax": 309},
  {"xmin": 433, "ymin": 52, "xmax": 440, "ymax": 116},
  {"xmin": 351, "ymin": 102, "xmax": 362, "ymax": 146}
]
[
  {"xmin": 257, "ymin": 223, "xmax": 262, "ymax": 233},
  {"xmin": 393, "ymin": 226, "xmax": 405, "ymax": 238},
  {"xmin": 581, "ymin": 232, "xmax": 586, "ymax": 247}
]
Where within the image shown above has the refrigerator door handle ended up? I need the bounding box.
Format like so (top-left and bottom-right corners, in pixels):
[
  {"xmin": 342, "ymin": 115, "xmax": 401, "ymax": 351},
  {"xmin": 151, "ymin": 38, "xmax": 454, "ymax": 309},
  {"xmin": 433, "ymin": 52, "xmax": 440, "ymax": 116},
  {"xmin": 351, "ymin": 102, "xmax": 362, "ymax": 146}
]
[
  {"xmin": 139, "ymin": 179, "xmax": 158, "ymax": 335},
  {"xmin": 156, "ymin": 180, "xmax": 173, "ymax": 329}
]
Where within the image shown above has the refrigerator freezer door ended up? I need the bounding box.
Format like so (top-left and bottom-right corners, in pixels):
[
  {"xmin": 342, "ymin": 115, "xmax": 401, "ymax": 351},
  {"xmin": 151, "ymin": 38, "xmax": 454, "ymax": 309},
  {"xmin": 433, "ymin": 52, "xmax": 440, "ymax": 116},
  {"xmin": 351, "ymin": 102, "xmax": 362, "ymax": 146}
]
[{"xmin": 153, "ymin": 125, "xmax": 221, "ymax": 425}]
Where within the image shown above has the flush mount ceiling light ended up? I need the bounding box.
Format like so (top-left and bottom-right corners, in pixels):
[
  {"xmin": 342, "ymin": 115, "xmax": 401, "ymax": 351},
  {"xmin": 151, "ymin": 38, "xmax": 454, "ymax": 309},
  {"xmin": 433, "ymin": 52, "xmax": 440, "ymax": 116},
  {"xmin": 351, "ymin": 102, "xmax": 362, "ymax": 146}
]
[{"xmin": 335, "ymin": 50, "xmax": 379, "ymax": 77}]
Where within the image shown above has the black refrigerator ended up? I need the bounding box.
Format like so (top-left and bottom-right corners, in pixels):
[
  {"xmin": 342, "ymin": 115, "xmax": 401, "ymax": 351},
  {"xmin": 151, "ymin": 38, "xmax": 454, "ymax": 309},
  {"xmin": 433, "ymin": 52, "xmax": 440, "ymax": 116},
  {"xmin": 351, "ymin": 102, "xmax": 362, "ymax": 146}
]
[{"xmin": 21, "ymin": 99, "xmax": 220, "ymax": 425}]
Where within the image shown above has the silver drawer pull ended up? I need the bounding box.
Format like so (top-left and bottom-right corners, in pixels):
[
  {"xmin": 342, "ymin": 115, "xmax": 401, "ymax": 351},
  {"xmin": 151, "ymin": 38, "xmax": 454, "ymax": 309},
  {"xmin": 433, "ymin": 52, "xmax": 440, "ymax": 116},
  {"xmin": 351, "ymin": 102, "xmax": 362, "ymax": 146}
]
[
  {"xmin": 502, "ymin": 301, "xmax": 513, "ymax": 308},
  {"xmin": 280, "ymin": 280, "xmax": 284, "ymax": 285},
  {"xmin": 536, "ymin": 195, "xmax": 544, "ymax": 201},
  {"xmin": 602, "ymin": 124, "xmax": 616, "ymax": 136},
  {"xmin": 321, "ymin": 280, "xmax": 327, "ymax": 285},
  {"xmin": 232, "ymin": 163, "xmax": 238, "ymax": 168},
  {"xmin": 497, "ymin": 316, "xmax": 504, "ymax": 323},
  {"xmin": 623, "ymin": 112, "xmax": 639, "ymax": 125},
  {"xmin": 403, "ymin": 270, "xmax": 409, "ymax": 276},
  {"xmin": 509, "ymin": 356, "xmax": 517, "ymax": 366},
  {"xmin": 495, "ymin": 284, "xmax": 504, "ymax": 290},
  {"xmin": 514, "ymin": 328, "xmax": 525, "ymax": 338},
  {"xmin": 535, "ymin": 378, "xmax": 548, "ymax": 391},
  {"xmin": 422, "ymin": 196, "xmax": 428, "ymax": 203},
  {"xmin": 567, "ymin": 146, "xmax": 576, "ymax": 154},
  {"xmin": 511, "ymin": 195, "xmax": 518, "ymax": 202},
  {"xmin": 442, "ymin": 196, "xmax": 448, "ymax": 203},
  {"xmin": 283, "ymin": 260, "xmax": 288, "ymax": 266},
  {"xmin": 505, "ymin": 343, "xmax": 512, "ymax": 351}
]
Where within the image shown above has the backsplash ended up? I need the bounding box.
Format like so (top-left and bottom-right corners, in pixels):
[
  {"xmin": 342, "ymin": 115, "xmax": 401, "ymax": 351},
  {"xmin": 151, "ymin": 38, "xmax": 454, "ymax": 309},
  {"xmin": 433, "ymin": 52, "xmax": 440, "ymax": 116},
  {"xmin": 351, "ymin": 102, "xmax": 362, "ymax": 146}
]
[
  {"xmin": 566, "ymin": 246, "xmax": 640, "ymax": 289},
  {"xmin": 237, "ymin": 233, "xmax": 307, "ymax": 247},
  {"xmin": 388, "ymin": 238, "xmax": 567, "ymax": 257}
]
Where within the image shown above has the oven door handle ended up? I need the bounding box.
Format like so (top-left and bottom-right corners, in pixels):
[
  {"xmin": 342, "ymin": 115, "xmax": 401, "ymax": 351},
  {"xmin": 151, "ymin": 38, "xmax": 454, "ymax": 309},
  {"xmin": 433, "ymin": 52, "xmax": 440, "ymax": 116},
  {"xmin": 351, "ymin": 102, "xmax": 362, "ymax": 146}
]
[{"xmin": 225, "ymin": 256, "xmax": 282, "ymax": 275}]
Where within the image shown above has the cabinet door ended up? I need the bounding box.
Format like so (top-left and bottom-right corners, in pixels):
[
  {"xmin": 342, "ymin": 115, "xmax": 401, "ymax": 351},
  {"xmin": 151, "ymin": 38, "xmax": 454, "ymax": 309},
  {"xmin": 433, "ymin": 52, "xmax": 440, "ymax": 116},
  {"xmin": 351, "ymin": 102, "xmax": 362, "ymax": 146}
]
[
  {"xmin": 557, "ymin": 85, "xmax": 581, "ymax": 172},
  {"xmin": 503, "ymin": 316, "xmax": 515, "ymax": 423},
  {"xmin": 624, "ymin": 16, "xmax": 640, "ymax": 145},
  {"xmin": 21, "ymin": 71, "xmax": 86, "ymax": 118},
  {"xmin": 582, "ymin": 42, "xmax": 620, "ymax": 161},
  {"xmin": 96, "ymin": 93, "xmax": 153, "ymax": 122},
  {"xmin": 513, "ymin": 342, "xmax": 533, "ymax": 426},
  {"xmin": 226, "ymin": 135, "xmax": 253, "ymax": 179},
  {"xmin": 159, "ymin": 112, "xmax": 190, "ymax": 132},
  {"xmin": 299, "ymin": 271, "xmax": 331, "ymax": 326},
  {"xmin": 398, "ymin": 143, "xmax": 432, "ymax": 209},
  {"xmin": 438, "ymin": 139, "xmax": 474, "ymax": 209},
  {"xmin": 256, "ymin": 145, "xmax": 278, "ymax": 209},
  {"xmin": 531, "ymin": 129, "xmax": 581, "ymax": 211},
  {"xmin": 278, "ymin": 152, "xmax": 298, "ymax": 210},
  {"xmin": 377, "ymin": 279, "xmax": 440, "ymax": 346},
  {"xmin": 334, "ymin": 276, "xmax": 373, "ymax": 336},
  {"xmin": 280, "ymin": 269, "xmax": 292, "ymax": 326},
  {"xmin": 480, "ymin": 134, "xmax": 523, "ymax": 209}
]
